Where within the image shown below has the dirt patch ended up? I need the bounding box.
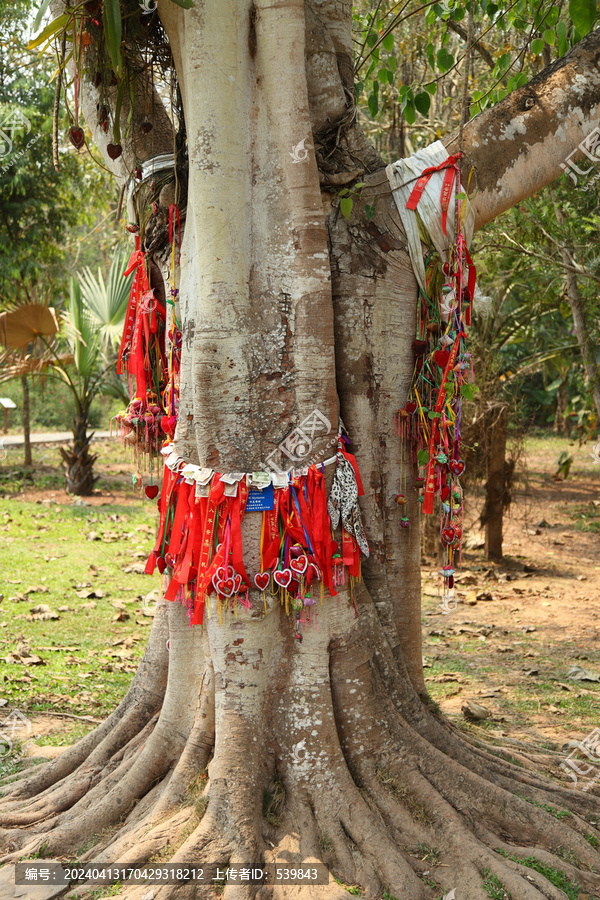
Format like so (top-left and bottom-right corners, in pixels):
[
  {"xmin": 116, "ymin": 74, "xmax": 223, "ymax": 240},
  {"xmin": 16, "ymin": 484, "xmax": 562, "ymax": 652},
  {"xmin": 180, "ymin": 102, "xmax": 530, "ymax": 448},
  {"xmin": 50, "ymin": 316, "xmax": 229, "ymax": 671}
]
[{"xmin": 423, "ymin": 435, "xmax": 600, "ymax": 759}]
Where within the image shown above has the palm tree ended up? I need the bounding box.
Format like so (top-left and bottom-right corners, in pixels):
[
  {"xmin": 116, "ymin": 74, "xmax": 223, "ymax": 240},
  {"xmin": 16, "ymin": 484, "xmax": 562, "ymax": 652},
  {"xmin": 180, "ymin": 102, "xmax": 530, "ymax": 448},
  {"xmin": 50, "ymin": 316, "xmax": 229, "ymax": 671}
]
[{"xmin": 0, "ymin": 251, "xmax": 133, "ymax": 494}]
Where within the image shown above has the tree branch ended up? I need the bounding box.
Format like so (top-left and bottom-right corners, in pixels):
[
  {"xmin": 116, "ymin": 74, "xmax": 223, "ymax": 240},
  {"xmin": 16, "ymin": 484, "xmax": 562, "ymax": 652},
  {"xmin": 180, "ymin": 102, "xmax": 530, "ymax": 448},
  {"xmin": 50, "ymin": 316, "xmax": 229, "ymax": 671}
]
[{"xmin": 444, "ymin": 26, "xmax": 600, "ymax": 231}]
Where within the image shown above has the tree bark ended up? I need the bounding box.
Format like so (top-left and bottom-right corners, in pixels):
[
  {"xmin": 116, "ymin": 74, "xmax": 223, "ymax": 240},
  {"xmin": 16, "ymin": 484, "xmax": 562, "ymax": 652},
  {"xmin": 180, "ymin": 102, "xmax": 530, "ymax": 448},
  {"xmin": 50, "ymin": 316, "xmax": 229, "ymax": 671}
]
[
  {"xmin": 3, "ymin": 9, "xmax": 600, "ymax": 900},
  {"xmin": 60, "ymin": 410, "xmax": 97, "ymax": 496},
  {"xmin": 20, "ymin": 375, "xmax": 31, "ymax": 468}
]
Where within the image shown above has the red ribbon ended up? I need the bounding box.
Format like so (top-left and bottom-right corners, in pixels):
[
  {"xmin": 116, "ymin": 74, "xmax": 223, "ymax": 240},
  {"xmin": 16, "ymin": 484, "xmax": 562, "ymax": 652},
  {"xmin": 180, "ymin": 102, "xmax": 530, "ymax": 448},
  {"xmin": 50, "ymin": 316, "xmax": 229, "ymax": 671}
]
[
  {"xmin": 422, "ymin": 333, "xmax": 463, "ymax": 515},
  {"xmin": 405, "ymin": 152, "xmax": 462, "ymax": 214}
]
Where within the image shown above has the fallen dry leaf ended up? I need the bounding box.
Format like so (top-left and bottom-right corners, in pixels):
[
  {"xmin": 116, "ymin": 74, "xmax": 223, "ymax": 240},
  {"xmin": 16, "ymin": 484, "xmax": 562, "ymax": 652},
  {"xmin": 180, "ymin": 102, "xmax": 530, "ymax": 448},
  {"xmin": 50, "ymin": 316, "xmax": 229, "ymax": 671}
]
[
  {"xmin": 113, "ymin": 610, "xmax": 130, "ymax": 622},
  {"xmin": 123, "ymin": 563, "xmax": 146, "ymax": 575}
]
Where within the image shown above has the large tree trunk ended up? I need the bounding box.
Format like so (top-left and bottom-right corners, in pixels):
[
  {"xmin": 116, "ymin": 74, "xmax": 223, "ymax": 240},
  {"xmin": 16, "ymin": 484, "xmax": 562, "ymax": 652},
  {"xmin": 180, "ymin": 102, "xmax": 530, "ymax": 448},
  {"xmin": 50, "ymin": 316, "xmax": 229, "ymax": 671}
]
[
  {"xmin": 3, "ymin": 7, "xmax": 600, "ymax": 900},
  {"xmin": 20, "ymin": 375, "xmax": 31, "ymax": 468}
]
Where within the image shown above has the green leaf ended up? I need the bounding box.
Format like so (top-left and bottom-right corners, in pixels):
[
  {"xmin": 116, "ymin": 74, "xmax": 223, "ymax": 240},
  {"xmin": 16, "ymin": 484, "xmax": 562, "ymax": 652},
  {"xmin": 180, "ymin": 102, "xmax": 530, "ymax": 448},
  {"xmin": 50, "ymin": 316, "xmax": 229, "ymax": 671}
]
[
  {"xmin": 112, "ymin": 76, "xmax": 127, "ymax": 144},
  {"xmin": 368, "ymin": 91, "xmax": 379, "ymax": 117},
  {"xmin": 168, "ymin": 0, "xmax": 194, "ymax": 6},
  {"xmin": 415, "ymin": 92, "xmax": 431, "ymax": 116},
  {"xmin": 427, "ymin": 410, "xmax": 441, "ymax": 419},
  {"xmin": 403, "ymin": 100, "xmax": 416, "ymax": 125},
  {"xmin": 354, "ymin": 81, "xmax": 364, "ymax": 100},
  {"xmin": 556, "ymin": 20, "xmax": 568, "ymax": 54},
  {"xmin": 382, "ymin": 32, "xmax": 394, "ymax": 51},
  {"xmin": 364, "ymin": 203, "xmax": 375, "ymax": 221},
  {"xmin": 436, "ymin": 48, "xmax": 455, "ymax": 72},
  {"xmin": 460, "ymin": 383, "xmax": 474, "ymax": 401},
  {"xmin": 417, "ymin": 449, "xmax": 430, "ymax": 467},
  {"xmin": 569, "ymin": 0, "xmax": 596, "ymax": 36},
  {"xmin": 543, "ymin": 27, "xmax": 556, "ymax": 44},
  {"xmin": 28, "ymin": 13, "xmax": 68, "ymax": 50},
  {"xmin": 425, "ymin": 82, "xmax": 437, "ymax": 95},
  {"xmin": 103, "ymin": 0, "xmax": 123, "ymax": 77},
  {"xmin": 530, "ymin": 37, "xmax": 545, "ymax": 54},
  {"xmin": 388, "ymin": 56, "xmax": 398, "ymax": 72},
  {"xmin": 340, "ymin": 197, "xmax": 353, "ymax": 219},
  {"xmin": 33, "ymin": 0, "xmax": 53, "ymax": 34}
]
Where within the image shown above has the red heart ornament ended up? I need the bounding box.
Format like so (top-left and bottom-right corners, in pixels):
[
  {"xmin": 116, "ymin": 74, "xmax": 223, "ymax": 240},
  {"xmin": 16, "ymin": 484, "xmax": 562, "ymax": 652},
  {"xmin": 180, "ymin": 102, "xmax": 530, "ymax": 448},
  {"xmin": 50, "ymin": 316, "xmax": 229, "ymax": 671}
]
[
  {"xmin": 145, "ymin": 484, "xmax": 159, "ymax": 499},
  {"xmin": 156, "ymin": 556, "xmax": 167, "ymax": 574},
  {"xmin": 107, "ymin": 142, "xmax": 123, "ymax": 160},
  {"xmin": 307, "ymin": 562, "xmax": 321, "ymax": 584},
  {"xmin": 254, "ymin": 572, "xmax": 270, "ymax": 592},
  {"xmin": 449, "ymin": 459, "xmax": 466, "ymax": 477},
  {"xmin": 290, "ymin": 555, "xmax": 308, "ymax": 576},
  {"xmin": 441, "ymin": 527, "xmax": 456, "ymax": 547},
  {"xmin": 405, "ymin": 400, "xmax": 417, "ymax": 414},
  {"xmin": 219, "ymin": 578, "xmax": 235, "ymax": 597},
  {"xmin": 233, "ymin": 574, "xmax": 242, "ymax": 594},
  {"xmin": 68, "ymin": 126, "xmax": 85, "ymax": 149},
  {"xmin": 434, "ymin": 348, "xmax": 450, "ymax": 368},
  {"xmin": 274, "ymin": 569, "xmax": 292, "ymax": 589}
]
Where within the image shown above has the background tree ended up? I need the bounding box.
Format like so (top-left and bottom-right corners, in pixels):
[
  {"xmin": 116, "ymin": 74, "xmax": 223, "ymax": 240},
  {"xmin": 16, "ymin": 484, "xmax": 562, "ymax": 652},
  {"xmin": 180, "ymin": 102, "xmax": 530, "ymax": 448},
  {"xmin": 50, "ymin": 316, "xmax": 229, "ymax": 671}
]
[
  {"xmin": 3, "ymin": 3, "xmax": 600, "ymax": 900},
  {"xmin": 0, "ymin": 0, "xmax": 121, "ymax": 460},
  {"xmin": 0, "ymin": 252, "xmax": 133, "ymax": 494}
]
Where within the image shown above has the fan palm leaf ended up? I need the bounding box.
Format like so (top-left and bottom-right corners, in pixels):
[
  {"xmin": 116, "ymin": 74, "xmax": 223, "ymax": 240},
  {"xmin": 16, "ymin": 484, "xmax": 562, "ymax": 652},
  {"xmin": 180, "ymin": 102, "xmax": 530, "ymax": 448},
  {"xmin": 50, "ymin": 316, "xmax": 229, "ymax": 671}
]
[{"xmin": 78, "ymin": 249, "xmax": 133, "ymax": 350}]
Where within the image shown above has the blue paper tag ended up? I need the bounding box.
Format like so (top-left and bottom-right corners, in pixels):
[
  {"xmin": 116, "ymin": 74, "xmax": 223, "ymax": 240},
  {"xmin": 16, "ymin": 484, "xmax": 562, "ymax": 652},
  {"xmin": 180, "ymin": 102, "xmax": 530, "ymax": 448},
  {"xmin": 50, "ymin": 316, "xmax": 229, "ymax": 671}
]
[{"xmin": 246, "ymin": 483, "xmax": 275, "ymax": 512}]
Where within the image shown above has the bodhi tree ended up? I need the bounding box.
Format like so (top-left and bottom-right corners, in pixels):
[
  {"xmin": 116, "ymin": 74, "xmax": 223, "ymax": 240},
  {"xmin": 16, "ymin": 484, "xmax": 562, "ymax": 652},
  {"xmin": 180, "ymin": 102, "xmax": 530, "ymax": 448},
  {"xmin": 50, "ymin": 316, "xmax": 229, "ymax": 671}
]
[{"xmin": 4, "ymin": 1, "xmax": 600, "ymax": 898}]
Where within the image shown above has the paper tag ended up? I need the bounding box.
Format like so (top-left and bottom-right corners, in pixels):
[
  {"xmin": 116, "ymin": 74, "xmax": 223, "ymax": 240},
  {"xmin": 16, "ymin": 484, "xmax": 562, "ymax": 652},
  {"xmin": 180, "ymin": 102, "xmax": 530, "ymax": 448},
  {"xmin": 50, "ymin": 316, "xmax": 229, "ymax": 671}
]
[
  {"xmin": 246, "ymin": 483, "xmax": 275, "ymax": 512},
  {"xmin": 220, "ymin": 472, "xmax": 245, "ymax": 485},
  {"xmin": 249, "ymin": 472, "xmax": 271, "ymax": 490},
  {"xmin": 181, "ymin": 464, "xmax": 200, "ymax": 484},
  {"xmin": 165, "ymin": 451, "xmax": 180, "ymax": 470},
  {"xmin": 271, "ymin": 472, "xmax": 289, "ymax": 490},
  {"xmin": 197, "ymin": 467, "xmax": 214, "ymax": 485}
]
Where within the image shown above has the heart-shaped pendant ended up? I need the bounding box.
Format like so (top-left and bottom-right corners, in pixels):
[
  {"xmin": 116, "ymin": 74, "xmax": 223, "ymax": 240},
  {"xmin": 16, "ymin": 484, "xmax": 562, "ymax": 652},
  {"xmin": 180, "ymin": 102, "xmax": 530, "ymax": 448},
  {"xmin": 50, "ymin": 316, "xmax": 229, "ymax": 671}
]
[
  {"xmin": 434, "ymin": 348, "xmax": 450, "ymax": 368},
  {"xmin": 68, "ymin": 126, "xmax": 85, "ymax": 149},
  {"xmin": 441, "ymin": 526, "xmax": 456, "ymax": 546},
  {"xmin": 233, "ymin": 574, "xmax": 243, "ymax": 594},
  {"xmin": 145, "ymin": 484, "xmax": 159, "ymax": 499},
  {"xmin": 449, "ymin": 458, "xmax": 466, "ymax": 477},
  {"xmin": 273, "ymin": 568, "xmax": 292, "ymax": 589},
  {"xmin": 254, "ymin": 572, "xmax": 270, "ymax": 592},
  {"xmin": 290, "ymin": 555, "xmax": 308, "ymax": 576},
  {"xmin": 107, "ymin": 142, "xmax": 123, "ymax": 160},
  {"xmin": 220, "ymin": 578, "xmax": 235, "ymax": 597}
]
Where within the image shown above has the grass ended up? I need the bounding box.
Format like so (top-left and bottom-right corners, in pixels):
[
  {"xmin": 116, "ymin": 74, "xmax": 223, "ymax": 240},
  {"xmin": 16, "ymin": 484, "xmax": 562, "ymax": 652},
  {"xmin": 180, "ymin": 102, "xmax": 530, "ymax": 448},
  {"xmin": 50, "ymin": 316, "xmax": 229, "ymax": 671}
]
[
  {"xmin": 495, "ymin": 850, "xmax": 581, "ymax": 899},
  {"xmin": 0, "ymin": 449, "xmax": 159, "ymax": 719},
  {"xmin": 571, "ymin": 502, "xmax": 600, "ymax": 534},
  {"xmin": 514, "ymin": 793, "xmax": 572, "ymax": 819},
  {"xmin": 263, "ymin": 773, "xmax": 286, "ymax": 828},
  {"xmin": 585, "ymin": 830, "xmax": 599, "ymax": 849},
  {"xmin": 415, "ymin": 843, "xmax": 440, "ymax": 865},
  {"xmin": 482, "ymin": 868, "xmax": 511, "ymax": 899},
  {"xmin": 333, "ymin": 875, "xmax": 363, "ymax": 895},
  {"xmin": 319, "ymin": 831, "xmax": 334, "ymax": 853},
  {"xmin": 375, "ymin": 766, "xmax": 433, "ymax": 825}
]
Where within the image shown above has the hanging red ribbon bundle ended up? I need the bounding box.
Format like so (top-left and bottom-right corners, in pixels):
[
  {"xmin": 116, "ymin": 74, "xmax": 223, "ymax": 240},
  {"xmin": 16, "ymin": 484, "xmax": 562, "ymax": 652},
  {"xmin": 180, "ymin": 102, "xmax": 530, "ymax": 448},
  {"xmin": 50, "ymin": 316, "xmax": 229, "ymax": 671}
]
[
  {"xmin": 143, "ymin": 447, "xmax": 369, "ymax": 629},
  {"xmin": 395, "ymin": 153, "xmax": 476, "ymax": 596},
  {"xmin": 114, "ymin": 239, "xmax": 170, "ymax": 460}
]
